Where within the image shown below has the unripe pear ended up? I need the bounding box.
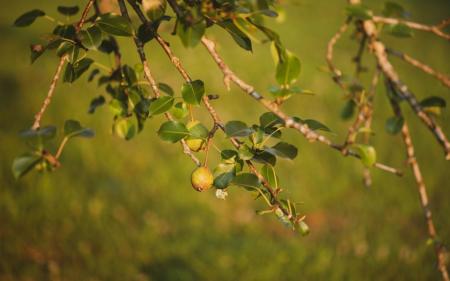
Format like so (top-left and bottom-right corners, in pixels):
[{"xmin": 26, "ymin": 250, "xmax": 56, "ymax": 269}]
[
  {"xmin": 191, "ymin": 166, "xmax": 213, "ymax": 192},
  {"xmin": 186, "ymin": 120, "xmax": 206, "ymax": 152}
]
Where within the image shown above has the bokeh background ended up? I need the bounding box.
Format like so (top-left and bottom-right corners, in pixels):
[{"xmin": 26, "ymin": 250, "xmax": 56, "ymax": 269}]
[{"xmin": 1, "ymin": 0, "xmax": 450, "ymax": 280}]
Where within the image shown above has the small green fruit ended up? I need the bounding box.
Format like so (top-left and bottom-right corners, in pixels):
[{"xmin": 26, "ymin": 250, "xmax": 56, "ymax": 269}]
[
  {"xmin": 186, "ymin": 138, "xmax": 204, "ymax": 152},
  {"xmin": 191, "ymin": 166, "xmax": 213, "ymax": 192},
  {"xmin": 186, "ymin": 120, "xmax": 206, "ymax": 152}
]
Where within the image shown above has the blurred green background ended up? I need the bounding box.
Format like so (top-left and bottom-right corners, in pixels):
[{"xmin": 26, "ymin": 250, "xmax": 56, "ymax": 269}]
[{"xmin": 1, "ymin": 0, "xmax": 449, "ymax": 280}]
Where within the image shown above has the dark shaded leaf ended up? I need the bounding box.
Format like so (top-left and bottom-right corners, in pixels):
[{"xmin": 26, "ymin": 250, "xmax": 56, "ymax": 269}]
[
  {"xmin": 158, "ymin": 83, "xmax": 174, "ymax": 96},
  {"xmin": 387, "ymin": 23, "xmax": 413, "ymax": 38},
  {"xmin": 96, "ymin": 13, "xmax": 133, "ymax": 37},
  {"xmin": 219, "ymin": 20, "xmax": 252, "ymax": 51},
  {"xmin": 57, "ymin": 5, "xmax": 79, "ymax": 16},
  {"xmin": 88, "ymin": 95, "xmax": 105, "ymax": 114},
  {"xmin": 64, "ymin": 120, "xmax": 95, "ymax": 138},
  {"xmin": 385, "ymin": 116, "xmax": 404, "ymax": 135},
  {"xmin": 232, "ymin": 173, "xmax": 261, "ymax": 190},
  {"xmin": 12, "ymin": 153, "xmax": 42, "ymax": 179},
  {"xmin": 63, "ymin": 58, "xmax": 94, "ymax": 83},
  {"xmin": 79, "ymin": 25, "xmax": 103, "ymax": 50},
  {"xmin": 14, "ymin": 9, "xmax": 45, "ymax": 27},
  {"xmin": 346, "ymin": 4, "xmax": 372, "ymax": 20},
  {"xmin": 224, "ymin": 121, "xmax": 253, "ymax": 138},
  {"xmin": 266, "ymin": 142, "xmax": 298, "ymax": 159}
]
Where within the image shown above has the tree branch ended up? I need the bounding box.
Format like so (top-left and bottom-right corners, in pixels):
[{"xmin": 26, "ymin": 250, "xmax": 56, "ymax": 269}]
[
  {"xmin": 372, "ymin": 16, "xmax": 450, "ymax": 41},
  {"xmin": 326, "ymin": 19, "xmax": 350, "ymax": 88},
  {"xmin": 32, "ymin": 0, "xmax": 96, "ymax": 130},
  {"xmin": 357, "ymin": 16, "xmax": 450, "ymax": 159},
  {"xmin": 386, "ymin": 48, "xmax": 450, "ymax": 89},
  {"xmin": 389, "ymin": 96, "xmax": 449, "ymax": 281}
]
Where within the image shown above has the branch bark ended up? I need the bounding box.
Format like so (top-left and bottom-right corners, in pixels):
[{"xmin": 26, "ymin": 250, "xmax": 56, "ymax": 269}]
[{"xmin": 32, "ymin": 0, "xmax": 95, "ymax": 130}]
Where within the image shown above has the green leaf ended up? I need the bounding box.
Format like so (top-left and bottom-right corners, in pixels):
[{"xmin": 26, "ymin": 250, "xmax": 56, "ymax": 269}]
[
  {"xmin": 148, "ymin": 96, "xmax": 174, "ymax": 116},
  {"xmin": 224, "ymin": 121, "xmax": 253, "ymax": 138},
  {"xmin": 385, "ymin": 116, "xmax": 404, "ymax": 135},
  {"xmin": 232, "ymin": 173, "xmax": 261, "ymax": 190},
  {"xmin": 213, "ymin": 163, "xmax": 236, "ymax": 189},
  {"xmin": 53, "ymin": 24, "xmax": 76, "ymax": 39},
  {"xmin": 137, "ymin": 24, "xmax": 155, "ymax": 44},
  {"xmin": 158, "ymin": 83, "xmax": 174, "ymax": 96},
  {"xmin": 109, "ymin": 99, "xmax": 127, "ymax": 116},
  {"xmin": 382, "ymin": 2, "xmax": 407, "ymax": 18},
  {"xmin": 88, "ymin": 95, "xmax": 105, "ymax": 114},
  {"xmin": 298, "ymin": 221, "xmax": 310, "ymax": 236},
  {"xmin": 353, "ymin": 144, "xmax": 377, "ymax": 167},
  {"xmin": 19, "ymin": 126, "xmax": 57, "ymax": 147},
  {"xmin": 420, "ymin": 96, "xmax": 446, "ymax": 108},
  {"xmin": 346, "ymin": 4, "xmax": 372, "ymax": 20},
  {"xmin": 57, "ymin": 41, "xmax": 79, "ymax": 62},
  {"xmin": 170, "ymin": 102, "xmax": 189, "ymax": 119},
  {"xmin": 157, "ymin": 121, "xmax": 189, "ymax": 143},
  {"xmin": 177, "ymin": 20, "xmax": 205, "ymax": 48},
  {"xmin": 221, "ymin": 149, "xmax": 239, "ymax": 163},
  {"xmin": 114, "ymin": 118, "xmax": 136, "ymax": 140},
  {"xmin": 57, "ymin": 5, "xmax": 79, "ymax": 16},
  {"xmin": 187, "ymin": 121, "xmax": 209, "ymax": 139},
  {"xmin": 181, "ymin": 80, "xmax": 205, "ymax": 105},
  {"xmin": 341, "ymin": 100, "xmax": 356, "ymax": 120},
  {"xmin": 122, "ymin": 65, "xmax": 137, "ymax": 86},
  {"xmin": 267, "ymin": 142, "xmax": 298, "ymax": 160},
  {"xmin": 12, "ymin": 153, "xmax": 42, "ymax": 179},
  {"xmin": 219, "ymin": 20, "xmax": 252, "ymax": 51},
  {"xmin": 276, "ymin": 53, "xmax": 301, "ymax": 86},
  {"xmin": 63, "ymin": 58, "xmax": 93, "ymax": 83},
  {"xmin": 96, "ymin": 13, "xmax": 133, "ymax": 37},
  {"xmin": 14, "ymin": 9, "xmax": 45, "ymax": 27},
  {"xmin": 261, "ymin": 164, "xmax": 278, "ymax": 189},
  {"xmin": 387, "ymin": 23, "xmax": 413, "ymax": 38},
  {"xmin": 64, "ymin": 120, "xmax": 95, "ymax": 139},
  {"xmin": 238, "ymin": 145, "xmax": 254, "ymax": 160},
  {"xmin": 259, "ymin": 112, "xmax": 283, "ymax": 129},
  {"xmin": 79, "ymin": 25, "xmax": 103, "ymax": 50},
  {"xmin": 302, "ymin": 119, "xmax": 331, "ymax": 132},
  {"xmin": 253, "ymin": 151, "xmax": 277, "ymax": 166}
]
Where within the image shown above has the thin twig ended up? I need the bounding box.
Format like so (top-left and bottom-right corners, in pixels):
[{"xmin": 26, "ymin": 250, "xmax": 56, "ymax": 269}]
[
  {"xmin": 353, "ymin": 24, "xmax": 368, "ymax": 77},
  {"xmin": 117, "ymin": 0, "xmax": 201, "ymax": 166},
  {"xmin": 326, "ymin": 19, "xmax": 350, "ymax": 88},
  {"xmin": 342, "ymin": 69, "xmax": 380, "ymax": 153},
  {"xmin": 386, "ymin": 48, "xmax": 450, "ymax": 89},
  {"xmin": 350, "ymin": 0, "xmax": 449, "ymax": 277},
  {"xmin": 372, "ymin": 16, "xmax": 450, "ymax": 41},
  {"xmin": 356, "ymin": 15, "xmax": 450, "ymax": 159},
  {"xmin": 389, "ymin": 96, "xmax": 449, "ymax": 281},
  {"xmin": 32, "ymin": 0, "xmax": 95, "ymax": 130}
]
